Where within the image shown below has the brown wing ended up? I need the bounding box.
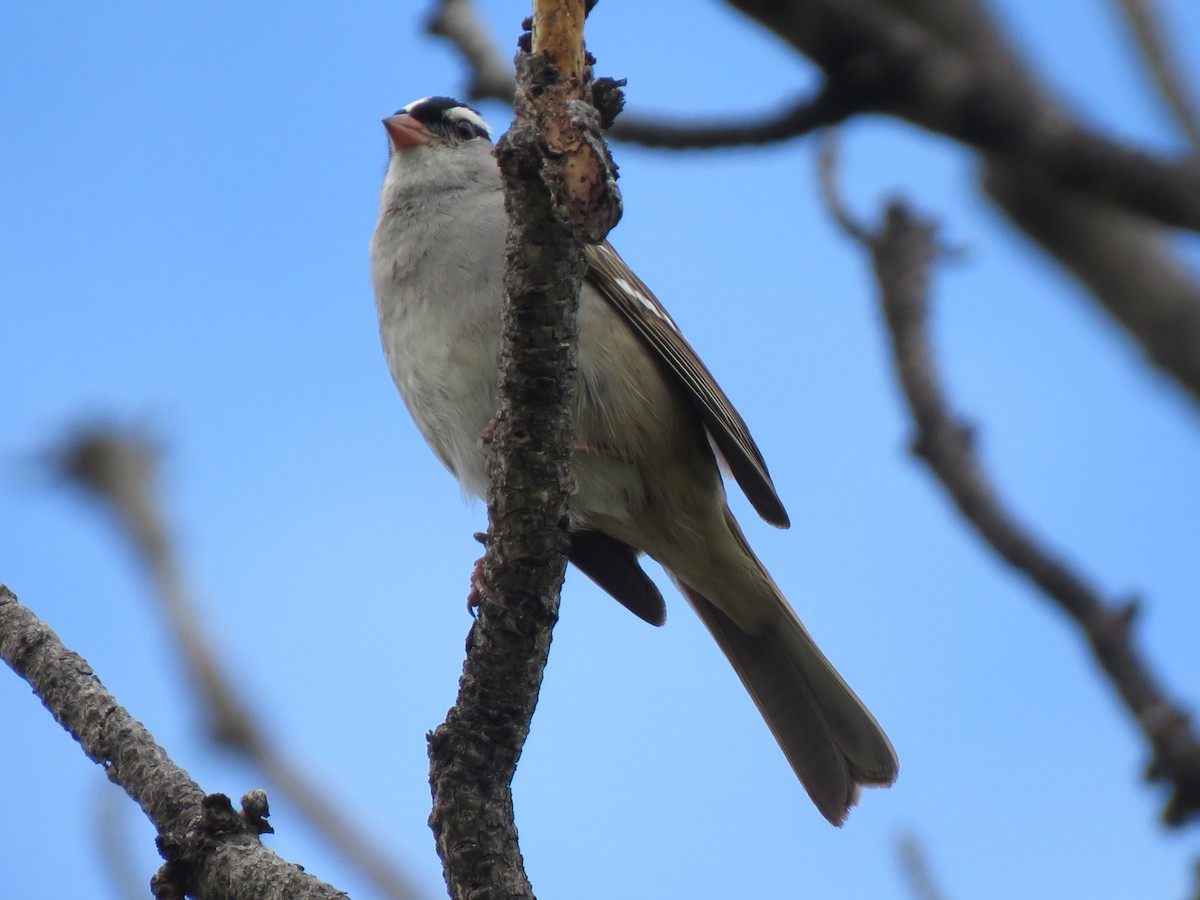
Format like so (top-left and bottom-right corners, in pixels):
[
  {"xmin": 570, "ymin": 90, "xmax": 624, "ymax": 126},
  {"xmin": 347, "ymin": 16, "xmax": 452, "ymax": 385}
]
[{"xmin": 585, "ymin": 242, "xmax": 790, "ymax": 528}]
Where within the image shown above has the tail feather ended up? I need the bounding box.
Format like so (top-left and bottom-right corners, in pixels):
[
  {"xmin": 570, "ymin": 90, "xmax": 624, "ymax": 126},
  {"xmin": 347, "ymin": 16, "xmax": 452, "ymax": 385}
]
[
  {"xmin": 682, "ymin": 584, "xmax": 897, "ymax": 824},
  {"xmin": 672, "ymin": 508, "xmax": 897, "ymax": 825}
]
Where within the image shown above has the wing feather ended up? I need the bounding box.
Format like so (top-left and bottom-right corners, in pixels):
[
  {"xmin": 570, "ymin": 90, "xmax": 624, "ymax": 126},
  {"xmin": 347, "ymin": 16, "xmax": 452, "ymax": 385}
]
[{"xmin": 585, "ymin": 242, "xmax": 790, "ymax": 527}]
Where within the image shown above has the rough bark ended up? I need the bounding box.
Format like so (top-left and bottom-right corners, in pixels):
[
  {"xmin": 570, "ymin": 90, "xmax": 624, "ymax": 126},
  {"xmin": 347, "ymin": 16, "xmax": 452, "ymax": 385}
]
[
  {"xmin": 426, "ymin": 5, "xmax": 622, "ymax": 897},
  {"xmin": 0, "ymin": 585, "xmax": 349, "ymax": 899}
]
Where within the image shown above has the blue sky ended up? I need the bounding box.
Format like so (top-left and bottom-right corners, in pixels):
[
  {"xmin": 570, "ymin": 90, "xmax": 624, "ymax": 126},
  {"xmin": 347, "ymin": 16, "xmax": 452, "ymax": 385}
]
[{"xmin": 3, "ymin": 1, "xmax": 1200, "ymax": 897}]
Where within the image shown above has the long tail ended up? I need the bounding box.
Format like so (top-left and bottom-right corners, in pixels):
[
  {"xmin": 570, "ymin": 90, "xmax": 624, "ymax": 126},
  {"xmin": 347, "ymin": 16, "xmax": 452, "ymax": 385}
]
[{"xmin": 676, "ymin": 514, "xmax": 898, "ymax": 825}]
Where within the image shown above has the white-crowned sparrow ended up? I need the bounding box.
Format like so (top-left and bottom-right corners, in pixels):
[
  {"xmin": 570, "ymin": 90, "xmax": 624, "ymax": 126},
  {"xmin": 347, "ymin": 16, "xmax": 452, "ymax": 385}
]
[{"xmin": 370, "ymin": 96, "xmax": 898, "ymax": 824}]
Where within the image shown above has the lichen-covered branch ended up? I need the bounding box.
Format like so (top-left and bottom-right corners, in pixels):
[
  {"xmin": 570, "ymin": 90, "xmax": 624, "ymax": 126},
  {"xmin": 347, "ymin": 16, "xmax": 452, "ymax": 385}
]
[{"xmin": 425, "ymin": 5, "xmax": 622, "ymax": 898}]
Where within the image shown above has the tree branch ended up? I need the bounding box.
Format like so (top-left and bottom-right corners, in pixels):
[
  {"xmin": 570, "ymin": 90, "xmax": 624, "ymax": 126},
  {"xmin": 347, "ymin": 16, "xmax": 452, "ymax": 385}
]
[
  {"xmin": 818, "ymin": 141, "xmax": 1200, "ymax": 826},
  {"xmin": 1114, "ymin": 0, "xmax": 1200, "ymax": 152},
  {"xmin": 606, "ymin": 87, "xmax": 853, "ymax": 149},
  {"xmin": 896, "ymin": 832, "xmax": 949, "ymax": 900},
  {"xmin": 427, "ymin": 0, "xmax": 516, "ymax": 103},
  {"xmin": 51, "ymin": 425, "xmax": 424, "ymax": 900},
  {"xmin": 882, "ymin": 0, "xmax": 1200, "ymax": 409},
  {"xmin": 738, "ymin": 0, "xmax": 1200, "ymax": 407},
  {"xmin": 727, "ymin": 0, "xmax": 1200, "ymax": 232},
  {"xmin": 431, "ymin": 0, "xmax": 1200, "ymax": 408},
  {"xmin": 426, "ymin": 5, "xmax": 622, "ymax": 898},
  {"xmin": 0, "ymin": 585, "xmax": 348, "ymax": 899},
  {"xmin": 983, "ymin": 165, "xmax": 1200, "ymax": 407},
  {"xmin": 426, "ymin": 0, "xmax": 852, "ymax": 149}
]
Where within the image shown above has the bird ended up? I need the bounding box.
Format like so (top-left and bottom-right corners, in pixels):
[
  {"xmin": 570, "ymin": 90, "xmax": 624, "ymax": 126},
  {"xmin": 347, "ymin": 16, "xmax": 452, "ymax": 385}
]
[{"xmin": 369, "ymin": 95, "xmax": 898, "ymax": 825}]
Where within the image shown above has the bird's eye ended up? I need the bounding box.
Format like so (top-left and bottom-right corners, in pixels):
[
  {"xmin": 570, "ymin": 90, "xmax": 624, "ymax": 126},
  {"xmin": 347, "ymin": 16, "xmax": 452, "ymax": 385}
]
[{"xmin": 453, "ymin": 119, "xmax": 477, "ymax": 140}]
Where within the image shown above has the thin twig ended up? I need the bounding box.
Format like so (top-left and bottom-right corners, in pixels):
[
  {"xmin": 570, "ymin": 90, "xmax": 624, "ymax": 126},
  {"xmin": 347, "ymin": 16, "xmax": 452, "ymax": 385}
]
[
  {"xmin": 1114, "ymin": 0, "xmax": 1200, "ymax": 152},
  {"xmin": 819, "ymin": 139, "xmax": 1200, "ymax": 827},
  {"xmin": 51, "ymin": 425, "xmax": 423, "ymax": 900},
  {"xmin": 607, "ymin": 88, "xmax": 853, "ymax": 149}
]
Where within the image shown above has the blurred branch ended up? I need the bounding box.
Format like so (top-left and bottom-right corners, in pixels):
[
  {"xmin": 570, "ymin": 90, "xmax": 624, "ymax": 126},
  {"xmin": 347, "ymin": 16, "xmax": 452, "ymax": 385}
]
[
  {"xmin": 95, "ymin": 783, "xmax": 149, "ymax": 900},
  {"xmin": 52, "ymin": 425, "xmax": 423, "ymax": 900},
  {"xmin": 896, "ymin": 832, "xmax": 949, "ymax": 900},
  {"xmin": 430, "ymin": 0, "xmax": 1200, "ymax": 409},
  {"xmin": 983, "ymin": 165, "xmax": 1200, "ymax": 406},
  {"xmin": 426, "ymin": 5, "xmax": 621, "ymax": 897},
  {"xmin": 607, "ymin": 89, "xmax": 852, "ymax": 149},
  {"xmin": 427, "ymin": 0, "xmax": 514, "ymax": 102},
  {"xmin": 820, "ymin": 138, "xmax": 1200, "ymax": 828},
  {"xmin": 867, "ymin": 0, "xmax": 1200, "ymax": 409},
  {"xmin": 426, "ymin": 0, "xmax": 849, "ymax": 148},
  {"xmin": 0, "ymin": 586, "xmax": 346, "ymax": 899},
  {"xmin": 727, "ymin": 0, "xmax": 1200, "ymax": 232},
  {"xmin": 1114, "ymin": 0, "xmax": 1200, "ymax": 152}
]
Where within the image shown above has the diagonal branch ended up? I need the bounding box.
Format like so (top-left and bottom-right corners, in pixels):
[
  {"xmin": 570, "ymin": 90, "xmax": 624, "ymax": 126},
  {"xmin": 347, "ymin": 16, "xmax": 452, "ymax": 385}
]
[
  {"xmin": 820, "ymin": 139, "xmax": 1200, "ymax": 828},
  {"xmin": 427, "ymin": 0, "xmax": 515, "ymax": 103},
  {"xmin": 983, "ymin": 164, "xmax": 1200, "ymax": 409},
  {"xmin": 433, "ymin": 0, "xmax": 1200, "ymax": 409},
  {"xmin": 0, "ymin": 585, "xmax": 348, "ymax": 899},
  {"xmin": 52, "ymin": 425, "xmax": 424, "ymax": 900},
  {"xmin": 896, "ymin": 832, "xmax": 950, "ymax": 900},
  {"xmin": 1114, "ymin": 0, "xmax": 1200, "ymax": 152}
]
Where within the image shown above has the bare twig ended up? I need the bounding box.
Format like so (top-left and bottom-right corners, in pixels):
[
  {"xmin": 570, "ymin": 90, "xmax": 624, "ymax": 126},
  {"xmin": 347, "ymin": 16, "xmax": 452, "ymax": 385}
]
[
  {"xmin": 426, "ymin": 5, "xmax": 622, "ymax": 897},
  {"xmin": 1114, "ymin": 0, "xmax": 1200, "ymax": 152},
  {"xmin": 0, "ymin": 586, "xmax": 348, "ymax": 899},
  {"xmin": 51, "ymin": 425, "xmax": 423, "ymax": 900},
  {"xmin": 607, "ymin": 88, "xmax": 852, "ymax": 149},
  {"xmin": 819, "ymin": 141, "xmax": 1200, "ymax": 827}
]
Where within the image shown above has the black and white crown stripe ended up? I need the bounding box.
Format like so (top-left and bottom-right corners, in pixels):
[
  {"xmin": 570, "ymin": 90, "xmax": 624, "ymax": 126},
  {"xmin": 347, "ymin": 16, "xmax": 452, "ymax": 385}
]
[{"xmin": 400, "ymin": 96, "xmax": 492, "ymax": 139}]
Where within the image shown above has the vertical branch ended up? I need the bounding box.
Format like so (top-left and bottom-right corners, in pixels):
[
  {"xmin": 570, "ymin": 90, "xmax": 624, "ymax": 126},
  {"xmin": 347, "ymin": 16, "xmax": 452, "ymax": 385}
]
[
  {"xmin": 426, "ymin": 3, "xmax": 621, "ymax": 898},
  {"xmin": 532, "ymin": 0, "xmax": 585, "ymax": 81}
]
